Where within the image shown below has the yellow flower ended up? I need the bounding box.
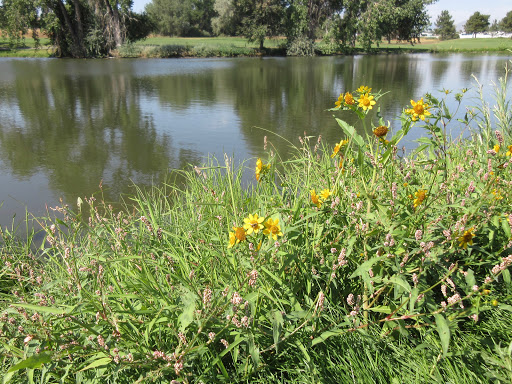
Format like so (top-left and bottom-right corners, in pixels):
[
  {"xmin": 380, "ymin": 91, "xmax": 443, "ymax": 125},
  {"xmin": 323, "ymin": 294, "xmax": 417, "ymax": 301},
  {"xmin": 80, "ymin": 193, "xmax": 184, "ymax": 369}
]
[
  {"xmin": 331, "ymin": 139, "xmax": 349, "ymax": 158},
  {"xmin": 255, "ymin": 158, "xmax": 269, "ymax": 182},
  {"xmin": 310, "ymin": 189, "xmax": 322, "ymax": 208},
  {"xmin": 406, "ymin": 98, "xmax": 431, "ymax": 121},
  {"xmin": 358, "ymin": 93, "xmax": 376, "ymax": 111},
  {"xmin": 491, "ymin": 189, "xmax": 503, "ymax": 200},
  {"xmin": 344, "ymin": 92, "xmax": 355, "ymax": 105},
  {"xmin": 231, "ymin": 226, "xmax": 247, "ymax": 246},
  {"xmin": 356, "ymin": 85, "xmax": 372, "ymax": 94},
  {"xmin": 458, "ymin": 227, "xmax": 475, "ymax": 249},
  {"xmin": 228, "ymin": 231, "xmax": 236, "ymax": 248},
  {"xmin": 373, "ymin": 125, "xmax": 388, "ymax": 138},
  {"xmin": 494, "ymin": 144, "xmax": 500, "ymax": 153},
  {"xmin": 506, "ymin": 145, "xmax": 512, "ymax": 156},
  {"xmin": 335, "ymin": 94, "xmax": 343, "ymax": 108},
  {"xmin": 320, "ymin": 189, "xmax": 332, "ymax": 200},
  {"xmin": 243, "ymin": 213, "xmax": 264, "ymax": 235},
  {"xmin": 263, "ymin": 218, "xmax": 283, "ymax": 240},
  {"xmin": 410, "ymin": 189, "xmax": 427, "ymax": 208}
]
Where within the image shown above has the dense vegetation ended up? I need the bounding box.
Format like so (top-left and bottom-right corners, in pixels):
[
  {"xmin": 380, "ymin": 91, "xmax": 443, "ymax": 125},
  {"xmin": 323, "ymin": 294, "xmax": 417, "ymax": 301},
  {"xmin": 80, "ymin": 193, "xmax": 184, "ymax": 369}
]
[{"xmin": 1, "ymin": 62, "xmax": 512, "ymax": 383}]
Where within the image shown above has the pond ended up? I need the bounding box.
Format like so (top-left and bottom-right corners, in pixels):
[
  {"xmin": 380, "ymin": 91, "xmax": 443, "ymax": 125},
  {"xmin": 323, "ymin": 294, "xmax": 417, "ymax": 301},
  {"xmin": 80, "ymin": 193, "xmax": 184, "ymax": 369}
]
[{"xmin": 0, "ymin": 53, "xmax": 510, "ymax": 228}]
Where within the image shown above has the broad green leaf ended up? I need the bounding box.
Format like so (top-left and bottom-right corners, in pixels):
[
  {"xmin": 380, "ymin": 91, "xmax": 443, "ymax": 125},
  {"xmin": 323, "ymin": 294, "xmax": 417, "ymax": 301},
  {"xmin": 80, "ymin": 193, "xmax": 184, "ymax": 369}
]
[
  {"xmin": 502, "ymin": 269, "xmax": 511, "ymax": 287},
  {"xmin": 7, "ymin": 353, "xmax": 52, "ymax": 373},
  {"xmin": 350, "ymin": 256, "xmax": 385, "ymax": 278},
  {"xmin": 388, "ymin": 275, "xmax": 411, "ymax": 293},
  {"xmin": 434, "ymin": 313, "xmax": 450, "ymax": 357},
  {"xmin": 464, "ymin": 269, "xmax": 476, "ymax": 289},
  {"xmin": 311, "ymin": 329, "xmax": 344, "ymax": 346},
  {"xmin": 272, "ymin": 310, "xmax": 283, "ymax": 352},
  {"xmin": 369, "ymin": 305, "xmax": 392, "ymax": 314},
  {"xmin": 178, "ymin": 288, "xmax": 196, "ymax": 332},
  {"xmin": 336, "ymin": 118, "xmax": 364, "ymax": 147},
  {"xmin": 11, "ymin": 303, "xmax": 71, "ymax": 315},
  {"xmin": 247, "ymin": 332, "xmax": 260, "ymax": 368},
  {"xmin": 78, "ymin": 357, "xmax": 111, "ymax": 372}
]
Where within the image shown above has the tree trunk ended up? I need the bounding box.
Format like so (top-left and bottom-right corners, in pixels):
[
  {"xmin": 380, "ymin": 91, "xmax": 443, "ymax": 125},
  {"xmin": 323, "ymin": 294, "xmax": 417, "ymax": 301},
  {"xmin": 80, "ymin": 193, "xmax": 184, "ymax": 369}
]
[
  {"xmin": 55, "ymin": 0, "xmax": 86, "ymax": 57},
  {"xmin": 103, "ymin": 0, "xmax": 124, "ymax": 50}
]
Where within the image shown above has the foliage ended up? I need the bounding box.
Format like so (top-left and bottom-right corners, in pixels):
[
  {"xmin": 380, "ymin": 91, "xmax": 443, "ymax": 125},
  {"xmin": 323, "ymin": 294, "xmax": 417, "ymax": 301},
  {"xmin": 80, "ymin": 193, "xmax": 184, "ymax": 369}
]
[
  {"xmin": 464, "ymin": 12, "xmax": 490, "ymax": 37},
  {"xmin": 145, "ymin": 0, "xmax": 215, "ymax": 37},
  {"xmin": 237, "ymin": 0, "xmax": 285, "ymax": 49},
  {"xmin": 435, "ymin": 10, "xmax": 458, "ymax": 41},
  {"xmin": 500, "ymin": 11, "xmax": 512, "ymax": 33},
  {"xmin": 0, "ymin": 0, "xmax": 151, "ymax": 57},
  {"xmin": 211, "ymin": 0, "xmax": 238, "ymax": 35},
  {"xmin": 285, "ymin": 35, "xmax": 315, "ymax": 56},
  {"xmin": 1, "ymin": 63, "xmax": 512, "ymax": 383}
]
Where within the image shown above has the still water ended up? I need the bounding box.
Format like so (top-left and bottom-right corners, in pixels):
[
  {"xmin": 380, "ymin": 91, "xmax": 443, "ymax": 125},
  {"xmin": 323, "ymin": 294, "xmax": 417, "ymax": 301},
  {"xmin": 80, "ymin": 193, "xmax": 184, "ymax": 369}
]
[{"xmin": 0, "ymin": 54, "xmax": 510, "ymax": 227}]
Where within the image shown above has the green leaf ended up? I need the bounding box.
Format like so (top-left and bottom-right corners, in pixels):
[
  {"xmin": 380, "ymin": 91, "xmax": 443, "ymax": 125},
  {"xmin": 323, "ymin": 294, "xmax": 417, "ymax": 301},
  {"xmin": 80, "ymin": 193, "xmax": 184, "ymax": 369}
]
[
  {"xmin": 10, "ymin": 303, "xmax": 71, "ymax": 315},
  {"xmin": 388, "ymin": 275, "xmax": 411, "ymax": 293},
  {"xmin": 369, "ymin": 305, "xmax": 392, "ymax": 314},
  {"xmin": 7, "ymin": 353, "xmax": 52, "ymax": 373},
  {"xmin": 178, "ymin": 288, "xmax": 196, "ymax": 332},
  {"xmin": 311, "ymin": 329, "xmax": 344, "ymax": 346},
  {"xmin": 434, "ymin": 313, "xmax": 450, "ymax": 357},
  {"xmin": 350, "ymin": 256, "xmax": 385, "ymax": 278},
  {"xmin": 335, "ymin": 118, "xmax": 364, "ymax": 147},
  {"xmin": 272, "ymin": 310, "xmax": 283, "ymax": 352},
  {"xmin": 247, "ymin": 332, "xmax": 260, "ymax": 368},
  {"xmin": 502, "ymin": 269, "xmax": 511, "ymax": 287},
  {"xmin": 464, "ymin": 269, "xmax": 476, "ymax": 289},
  {"xmin": 78, "ymin": 357, "xmax": 111, "ymax": 372}
]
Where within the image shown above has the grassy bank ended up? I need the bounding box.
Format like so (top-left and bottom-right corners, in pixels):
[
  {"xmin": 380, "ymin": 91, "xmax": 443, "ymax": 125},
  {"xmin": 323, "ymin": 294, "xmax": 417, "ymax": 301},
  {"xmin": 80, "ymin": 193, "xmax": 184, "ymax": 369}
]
[
  {"xmin": 2, "ymin": 36, "xmax": 512, "ymax": 58},
  {"xmin": 1, "ymin": 63, "xmax": 512, "ymax": 383}
]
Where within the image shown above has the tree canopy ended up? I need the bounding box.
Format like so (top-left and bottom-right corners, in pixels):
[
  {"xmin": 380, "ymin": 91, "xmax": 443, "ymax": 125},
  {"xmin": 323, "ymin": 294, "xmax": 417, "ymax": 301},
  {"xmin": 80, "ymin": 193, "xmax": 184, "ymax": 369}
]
[
  {"xmin": 500, "ymin": 11, "xmax": 512, "ymax": 33},
  {"xmin": 435, "ymin": 10, "xmax": 458, "ymax": 40},
  {"xmin": 464, "ymin": 11, "xmax": 490, "ymax": 37},
  {"xmin": 0, "ymin": 0, "xmax": 152, "ymax": 57}
]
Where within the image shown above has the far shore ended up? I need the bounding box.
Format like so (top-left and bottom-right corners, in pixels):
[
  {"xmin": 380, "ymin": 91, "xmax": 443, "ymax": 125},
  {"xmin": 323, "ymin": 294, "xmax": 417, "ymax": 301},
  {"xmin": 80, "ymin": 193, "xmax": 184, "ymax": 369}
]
[{"xmin": 1, "ymin": 36, "xmax": 511, "ymax": 58}]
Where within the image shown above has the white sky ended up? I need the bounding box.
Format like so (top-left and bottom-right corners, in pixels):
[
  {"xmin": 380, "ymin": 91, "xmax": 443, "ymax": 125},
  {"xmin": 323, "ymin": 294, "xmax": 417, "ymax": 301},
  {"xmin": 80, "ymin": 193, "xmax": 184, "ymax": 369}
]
[{"xmin": 131, "ymin": 0, "xmax": 511, "ymax": 28}]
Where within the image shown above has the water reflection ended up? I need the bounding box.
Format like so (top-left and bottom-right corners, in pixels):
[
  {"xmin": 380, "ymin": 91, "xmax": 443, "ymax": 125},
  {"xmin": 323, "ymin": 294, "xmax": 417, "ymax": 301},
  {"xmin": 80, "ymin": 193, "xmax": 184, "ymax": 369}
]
[{"xmin": 0, "ymin": 54, "xmax": 510, "ymax": 227}]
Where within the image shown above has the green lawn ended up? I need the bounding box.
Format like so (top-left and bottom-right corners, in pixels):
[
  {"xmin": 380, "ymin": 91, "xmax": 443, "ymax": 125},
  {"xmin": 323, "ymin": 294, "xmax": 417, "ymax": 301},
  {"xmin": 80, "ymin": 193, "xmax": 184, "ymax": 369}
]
[{"xmin": 1, "ymin": 35, "xmax": 511, "ymax": 58}]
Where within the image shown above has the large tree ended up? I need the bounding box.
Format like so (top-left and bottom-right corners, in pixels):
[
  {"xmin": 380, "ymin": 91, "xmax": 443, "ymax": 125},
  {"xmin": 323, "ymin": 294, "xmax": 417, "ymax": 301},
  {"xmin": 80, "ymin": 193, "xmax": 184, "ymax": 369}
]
[
  {"xmin": 0, "ymin": 0, "xmax": 150, "ymax": 57},
  {"xmin": 145, "ymin": 0, "xmax": 214, "ymax": 36},
  {"xmin": 435, "ymin": 10, "xmax": 458, "ymax": 40},
  {"xmin": 464, "ymin": 11, "xmax": 490, "ymax": 37},
  {"xmin": 500, "ymin": 10, "xmax": 512, "ymax": 33},
  {"xmin": 237, "ymin": 0, "xmax": 285, "ymax": 49}
]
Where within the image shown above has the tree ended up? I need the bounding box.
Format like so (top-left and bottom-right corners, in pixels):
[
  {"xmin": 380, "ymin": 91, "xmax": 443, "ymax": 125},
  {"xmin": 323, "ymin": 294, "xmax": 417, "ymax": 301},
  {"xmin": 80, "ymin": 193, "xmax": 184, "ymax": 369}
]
[
  {"xmin": 145, "ymin": 0, "xmax": 215, "ymax": 36},
  {"xmin": 500, "ymin": 10, "xmax": 512, "ymax": 33},
  {"xmin": 464, "ymin": 11, "xmax": 490, "ymax": 37},
  {"xmin": 435, "ymin": 10, "xmax": 458, "ymax": 40},
  {"xmin": 211, "ymin": 0, "xmax": 239, "ymax": 35},
  {"xmin": 237, "ymin": 0, "xmax": 285, "ymax": 50},
  {"xmin": 0, "ymin": 0, "xmax": 149, "ymax": 57}
]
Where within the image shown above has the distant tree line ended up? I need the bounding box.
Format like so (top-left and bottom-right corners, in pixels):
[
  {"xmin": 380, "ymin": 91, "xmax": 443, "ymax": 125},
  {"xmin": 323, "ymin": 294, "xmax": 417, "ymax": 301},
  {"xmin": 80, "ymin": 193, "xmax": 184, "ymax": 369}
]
[
  {"xmin": 435, "ymin": 9, "xmax": 512, "ymax": 40},
  {"xmin": 144, "ymin": 0, "xmax": 437, "ymax": 54}
]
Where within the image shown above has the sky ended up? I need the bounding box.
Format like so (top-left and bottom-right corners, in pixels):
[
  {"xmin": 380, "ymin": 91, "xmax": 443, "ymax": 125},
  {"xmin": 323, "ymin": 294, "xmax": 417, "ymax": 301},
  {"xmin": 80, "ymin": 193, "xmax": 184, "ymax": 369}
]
[{"xmin": 131, "ymin": 0, "xmax": 511, "ymax": 28}]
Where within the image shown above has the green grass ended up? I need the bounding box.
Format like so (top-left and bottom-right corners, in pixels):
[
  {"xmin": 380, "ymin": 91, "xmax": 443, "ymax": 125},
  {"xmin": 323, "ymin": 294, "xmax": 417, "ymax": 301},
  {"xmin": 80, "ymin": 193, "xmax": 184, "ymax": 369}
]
[
  {"xmin": 2, "ymin": 35, "xmax": 511, "ymax": 58},
  {"xmin": 1, "ymin": 63, "xmax": 512, "ymax": 383},
  {"xmin": 377, "ymin": 37, "xmax": 512, "ymax": 52}
]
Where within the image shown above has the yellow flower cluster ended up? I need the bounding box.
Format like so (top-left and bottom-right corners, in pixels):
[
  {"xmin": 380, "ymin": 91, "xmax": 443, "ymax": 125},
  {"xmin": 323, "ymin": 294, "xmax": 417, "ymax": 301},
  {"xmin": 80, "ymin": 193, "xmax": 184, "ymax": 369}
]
[
  {"xmin": 334, "ymin": 85, "xmax": 377, "ymax": 112},
  {"xmin": 228, "ymin": 213, "xmax": 283, "ymax": 248},
  {"xmin": 255, "ymin": 158, "xmax": 270, "ymax": 182},
  {"xmin": 409, "ymin": 189, "xmax": 427, "ymax": 208},
  {"xmin": 405, "ymin": 98, "xmax": 431, "ymax": 121},
  {"xmin": 310, "ymin": 189, "xmax": 332, "ymax": 208}
]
